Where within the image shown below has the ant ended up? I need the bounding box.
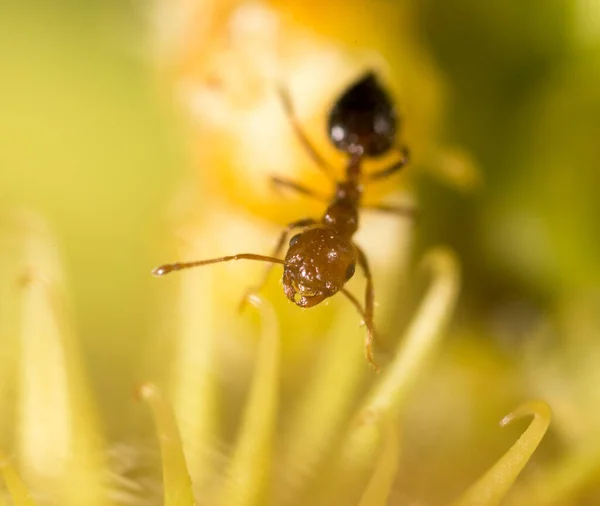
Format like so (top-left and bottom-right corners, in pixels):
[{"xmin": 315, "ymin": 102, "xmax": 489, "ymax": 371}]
[{"xmin": 152, "ymin": 72, "xmax": 413, "ymax": 370}]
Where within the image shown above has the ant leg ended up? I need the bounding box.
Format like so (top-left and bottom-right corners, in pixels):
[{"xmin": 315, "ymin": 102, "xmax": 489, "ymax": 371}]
[
  {"xmin": 271, "ymin": 176, "xmax": 328, "ymax": 203},
  {"xmin": 354, "ymin": 245, "xmax": 379, "ymax": 371},
  {"xmin": 363, "ymin": 203, "xmax": 417, "ymax": 220},
  {"xmin": 341, "ymin": 287, "xmax": 368, "ymax": 321},
  {"xmin": 239, "ymin": 217, "xmax": 317, "ymax": 312},
  {"xmin": 366, "ymin": 145, "xmax": 410, "ymax": 182},
  {"xmin": 278, "ymin": 85, "xmax": 337, "ymax": 182}
]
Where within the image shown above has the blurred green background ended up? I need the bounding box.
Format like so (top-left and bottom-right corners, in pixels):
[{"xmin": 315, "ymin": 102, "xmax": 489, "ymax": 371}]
[
  {"xmin": 0, "ymin": 0, "xmax": 188, "ymax": 436},
  {"xmin": 1, "ymin": 0, "xmax": 599, "ymax": 438},
  {"xmin": 415, "ymin": 0, "xmax": 600, "ymax": 328}
]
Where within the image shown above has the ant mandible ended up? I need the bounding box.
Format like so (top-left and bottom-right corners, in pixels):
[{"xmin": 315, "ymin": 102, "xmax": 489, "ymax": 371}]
[{"xmin": 152, "ymin": 72, "xmax": 413, "ymax": 371}]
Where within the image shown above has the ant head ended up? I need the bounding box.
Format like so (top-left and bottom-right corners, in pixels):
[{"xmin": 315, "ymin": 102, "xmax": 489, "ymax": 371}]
[
  {"xmin": 282, "ymin": 227, "xmax": 357, "ymax": 308},
  {"xmin": 327, "ymin": 72, "xmax": 397, "ymax": 158}
]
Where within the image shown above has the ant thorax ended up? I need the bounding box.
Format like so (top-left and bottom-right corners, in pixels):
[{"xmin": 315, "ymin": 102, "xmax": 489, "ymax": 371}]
[
  {"xmin": 322, "ymin": 200, "xmax": 359, "ymax": 238},
  {"xmin": 321, "ymin": 181, "xmax": 361, "ymax": 238}
]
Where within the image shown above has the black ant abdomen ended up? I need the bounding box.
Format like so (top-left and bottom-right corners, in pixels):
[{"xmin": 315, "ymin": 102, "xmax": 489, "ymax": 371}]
[{"xmin": 327, "ymin": 72, "xmax": 397, "ymax": 158}]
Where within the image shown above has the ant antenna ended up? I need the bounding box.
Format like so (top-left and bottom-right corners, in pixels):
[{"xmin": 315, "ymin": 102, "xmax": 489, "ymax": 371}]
[
  {"xmin": 152, "ymin": 254, "xmax": 285, "ymax": 276},
  {"xmin": 366, "ymin": 145, "xmax": 411, "ymax": 182}
]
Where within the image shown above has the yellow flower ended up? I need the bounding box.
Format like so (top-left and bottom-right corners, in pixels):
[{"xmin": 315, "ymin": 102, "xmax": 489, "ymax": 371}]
[
  {"xmin": 0, "ymin": 1, "xmax": 559, "ymax": 505},
  {"xmin": 0, "ymin": 212, "xmax": 549, "ymax": 506}
]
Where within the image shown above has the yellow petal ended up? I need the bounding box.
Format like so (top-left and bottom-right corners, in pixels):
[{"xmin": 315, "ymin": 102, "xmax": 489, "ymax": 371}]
[
  {"xmin": 15, "ymin": 213, "xmax": 107, "ymax": 506},
  {"xmin": 506, "ymin": 451, "xmax": 598, "ymax": 506},
  {"xmin": 453, "ymin": 400, "xmax": 552, "ymax": 506},
  {"xmin": 319, "ymin": 248, "xmax": 460, "ymax": 504},
  {"xmin": 217, "ymin": 294, "xmax": 280, "ymax": 506},
  {"xmin": 365, "ymin": 248, "xmax": 460, "ymax": 411},
  {"xmin": 357, "ymin": 417, "xmax": 400, "ymax": 506},
  {"xmin": 169, "ymin": 248, "xmax": 219, "ymax": 484},
  {"xmin": 349, "ymin": 248, "xmax": 459, "ymax": 456},
  {"xmin": 276, "ymin": 308, "xmax": 366, "ymax": 503},
  {"xmin": 139, "ymin": 382, "xmax": 195, "ymax": 506},
  {"xmin": 0, "ymin": 454, "xmax": 36, "ymax": 506}
]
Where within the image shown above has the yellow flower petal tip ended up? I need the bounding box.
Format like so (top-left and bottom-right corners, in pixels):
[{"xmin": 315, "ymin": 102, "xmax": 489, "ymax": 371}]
[
  {"xmin": 500, "ymin": 400, "xmax": 552, "ymax": 429},
  {"xmin": 138, "ymin": 382, "xmax": 195, "ymax": 506},
  {"xmin": 453, "ymin": 400, "xmax": 552, "ymax": 506}
]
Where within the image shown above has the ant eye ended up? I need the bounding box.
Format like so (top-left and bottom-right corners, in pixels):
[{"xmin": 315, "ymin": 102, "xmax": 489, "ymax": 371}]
[
  {"xmin": 346, "ymin": 264, "xmax": 356, "ymax": 279},
  {"xmin": 289, "ymin": 233, "xmax": 302, "ymax": 247}
]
